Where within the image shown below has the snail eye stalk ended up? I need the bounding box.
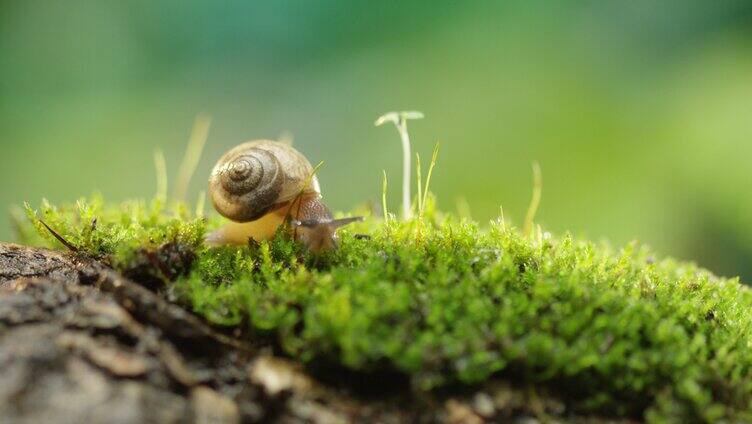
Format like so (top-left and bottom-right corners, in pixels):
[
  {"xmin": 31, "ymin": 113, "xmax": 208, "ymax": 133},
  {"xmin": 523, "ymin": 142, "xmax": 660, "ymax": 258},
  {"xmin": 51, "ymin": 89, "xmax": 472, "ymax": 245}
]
[{"xmin": 291, "ymin": 216, "xmax": 363, "ymax": 229}]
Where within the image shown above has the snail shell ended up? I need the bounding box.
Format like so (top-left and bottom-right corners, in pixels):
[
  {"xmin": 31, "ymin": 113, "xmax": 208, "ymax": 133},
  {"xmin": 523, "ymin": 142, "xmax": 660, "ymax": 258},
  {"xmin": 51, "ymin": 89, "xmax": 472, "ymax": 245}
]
[
  {"xmin": 209, "ymin": 140, "xmax": 321, "ymax": 222},
  {"xmin": 207, "ymin": 140, "xmax": 361, "ymax": 251}
]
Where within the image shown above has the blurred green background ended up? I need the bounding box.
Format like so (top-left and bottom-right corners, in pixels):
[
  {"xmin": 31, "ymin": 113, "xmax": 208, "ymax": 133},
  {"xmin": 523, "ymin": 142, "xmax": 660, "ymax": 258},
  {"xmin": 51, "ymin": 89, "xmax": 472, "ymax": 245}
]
[{"xmin": 2, "ymin": 1, "xmax": 752, "ymax": 280}]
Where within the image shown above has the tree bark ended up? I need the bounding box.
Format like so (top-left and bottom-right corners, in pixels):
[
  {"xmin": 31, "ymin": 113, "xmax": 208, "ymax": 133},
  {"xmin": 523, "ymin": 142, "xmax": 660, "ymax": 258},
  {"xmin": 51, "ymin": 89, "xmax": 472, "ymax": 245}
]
[{"xmin": 0, "ymin": 243, "xmax": 622, "ymax": 423}]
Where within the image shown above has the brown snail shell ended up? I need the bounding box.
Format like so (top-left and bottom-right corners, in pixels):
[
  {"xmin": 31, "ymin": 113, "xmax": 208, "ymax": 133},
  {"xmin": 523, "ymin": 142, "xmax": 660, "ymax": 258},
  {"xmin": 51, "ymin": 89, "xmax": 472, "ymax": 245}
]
[
  {"xmin": 207, "ymin": 140, "xmax": 361, "ymax": 251},
  {"xmin": 209, "ymin": 140, "xmax": 320, "ymax": 223}
]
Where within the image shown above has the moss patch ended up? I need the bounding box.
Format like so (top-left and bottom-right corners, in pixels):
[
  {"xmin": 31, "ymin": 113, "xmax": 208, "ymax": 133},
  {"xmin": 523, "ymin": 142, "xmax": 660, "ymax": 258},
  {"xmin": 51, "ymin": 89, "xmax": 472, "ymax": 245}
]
[{"xmin": 18, "ymin": 196, "xmax": 752, "ymax": 422}]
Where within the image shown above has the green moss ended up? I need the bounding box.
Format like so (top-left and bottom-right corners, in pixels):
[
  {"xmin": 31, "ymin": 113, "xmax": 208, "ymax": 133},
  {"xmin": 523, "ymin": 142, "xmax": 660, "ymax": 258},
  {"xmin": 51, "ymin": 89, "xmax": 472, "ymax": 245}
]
[
  {"xmin": 19, "ymin": 195, "xmax": 206, "ymax": 277},
  {"xmin": 18, "ymin": 196, "xmax": 752, "ymax": 422}
]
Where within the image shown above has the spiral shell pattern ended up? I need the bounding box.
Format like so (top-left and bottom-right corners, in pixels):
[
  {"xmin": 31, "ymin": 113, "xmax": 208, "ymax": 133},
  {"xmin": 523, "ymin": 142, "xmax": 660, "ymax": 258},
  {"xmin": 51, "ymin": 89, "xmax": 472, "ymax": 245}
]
[{"xmin": 209, "ymin": 140, "xmax": 317, "ymax": 222}]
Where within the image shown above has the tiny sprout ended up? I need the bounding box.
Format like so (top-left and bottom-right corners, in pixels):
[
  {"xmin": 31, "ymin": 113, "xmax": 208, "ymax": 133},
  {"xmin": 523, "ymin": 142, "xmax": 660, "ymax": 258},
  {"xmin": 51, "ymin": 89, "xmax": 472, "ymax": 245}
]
[
  {"xmin": 153, "ymin": 148, "xmax": 168, "ymax": 201},
  {"xmin": 522, "ymin": 161, "xmax": 542, "ymax": 238},
  {"xmin": 174, "ymin": 113, "xmax": 211, "ymax": 203},
  {"xmin": 374, "ymin": 111, "xmax": 424, "ymax": 127},
  {"xmin": 375, "ymin": 110, "xmax": 425, "ymax": 220},
  {"xmin": 381, "ymin": 170, "xmax": 389, "ymax": 222}
]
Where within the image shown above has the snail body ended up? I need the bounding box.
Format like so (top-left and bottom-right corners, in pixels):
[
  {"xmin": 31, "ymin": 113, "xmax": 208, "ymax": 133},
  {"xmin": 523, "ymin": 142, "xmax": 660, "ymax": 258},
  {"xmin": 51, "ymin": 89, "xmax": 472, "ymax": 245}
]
[{"xmin": 206, "ymin": 140, "xmax": 360, "ymax": 251}]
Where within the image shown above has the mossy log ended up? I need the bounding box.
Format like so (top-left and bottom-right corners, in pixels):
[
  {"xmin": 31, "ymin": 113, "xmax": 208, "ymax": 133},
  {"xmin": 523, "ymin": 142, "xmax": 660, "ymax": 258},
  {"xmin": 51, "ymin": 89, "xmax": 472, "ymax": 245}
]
[{"xmin": 0, "ymin": 242, "xmax": 622, "ymax": 424}]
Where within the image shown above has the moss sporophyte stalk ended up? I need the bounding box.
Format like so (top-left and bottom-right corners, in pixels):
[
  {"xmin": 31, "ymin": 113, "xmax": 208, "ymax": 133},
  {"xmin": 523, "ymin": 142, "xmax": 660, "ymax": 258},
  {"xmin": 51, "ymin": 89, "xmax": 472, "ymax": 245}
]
[{"xmin": 16, "ymin": 194, "xmax": 752, "ymax": 422}]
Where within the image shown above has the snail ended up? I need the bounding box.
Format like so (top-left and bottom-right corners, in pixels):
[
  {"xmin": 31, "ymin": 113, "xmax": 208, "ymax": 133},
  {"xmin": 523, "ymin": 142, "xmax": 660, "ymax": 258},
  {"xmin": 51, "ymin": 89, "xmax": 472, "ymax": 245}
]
[{"xmin": 206, "ymin": 140, "xmax": 362, "ymax": 251}]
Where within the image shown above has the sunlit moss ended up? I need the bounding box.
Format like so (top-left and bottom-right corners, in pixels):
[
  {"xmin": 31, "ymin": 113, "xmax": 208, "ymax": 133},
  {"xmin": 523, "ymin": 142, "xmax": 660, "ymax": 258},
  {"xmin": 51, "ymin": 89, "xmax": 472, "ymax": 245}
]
[
  {"xmin": 20, "ymin": 195, "xmax": 207, "ymax": 275},
  {"xmin": 18, "ymin": 196, "xmax": 752, "ymax": 422}
]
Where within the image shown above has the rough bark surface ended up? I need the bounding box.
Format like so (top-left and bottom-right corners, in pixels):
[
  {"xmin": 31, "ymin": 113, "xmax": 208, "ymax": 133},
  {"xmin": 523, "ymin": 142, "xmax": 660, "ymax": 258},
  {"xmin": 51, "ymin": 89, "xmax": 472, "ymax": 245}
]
[{"xmin": 0, "ymin": 243, "xmax": 625, "ymax": 424}]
